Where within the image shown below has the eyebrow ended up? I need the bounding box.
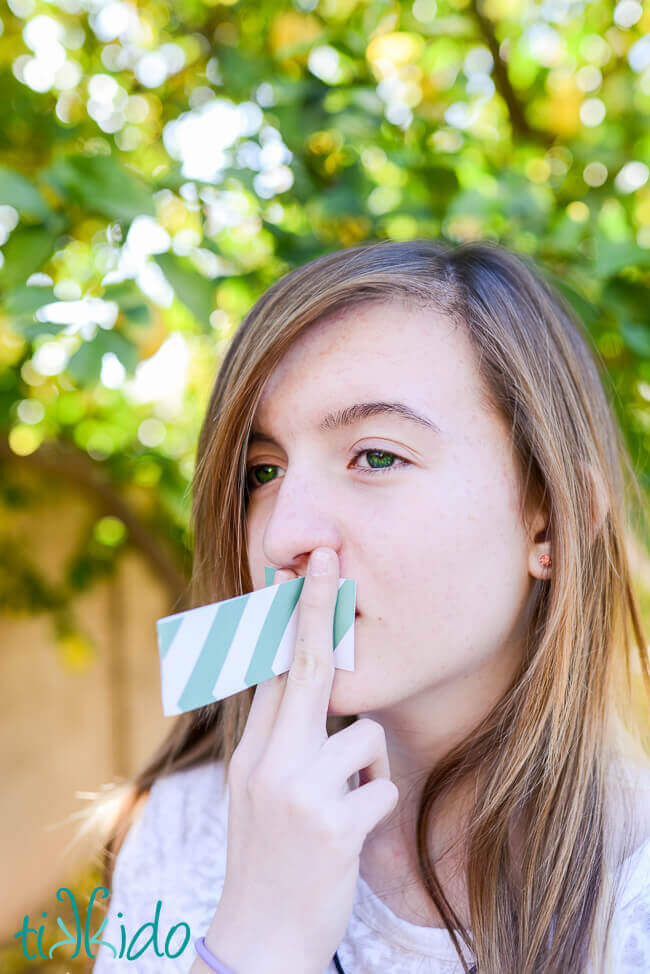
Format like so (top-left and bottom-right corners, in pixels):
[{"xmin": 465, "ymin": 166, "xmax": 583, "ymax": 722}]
[{"xmin": 248, "ymin": 400, "xmax": 441, "ymax": 448}]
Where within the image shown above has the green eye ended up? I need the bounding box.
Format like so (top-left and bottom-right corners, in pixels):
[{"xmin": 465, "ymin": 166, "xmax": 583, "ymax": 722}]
[
  {"xmin": 250, "ymin": 463, "xmax": 277, "ymax": 487},
  {"xmin": 245, "ymin": 448, "xmax": 410, "ymax": 492},
  {"xmin": 363, "ymin": 449, "xmax": 395, "ymax": 469}
]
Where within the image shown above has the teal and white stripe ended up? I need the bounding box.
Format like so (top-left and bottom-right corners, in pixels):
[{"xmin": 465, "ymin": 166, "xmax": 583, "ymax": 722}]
[{"xmin": 156, "ymin": 567, "xmax": 356, "ymax": 716}]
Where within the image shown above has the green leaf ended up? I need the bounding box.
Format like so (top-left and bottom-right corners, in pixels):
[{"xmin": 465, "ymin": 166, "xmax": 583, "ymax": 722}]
[
  {"xmin": 102, "ymin": 329, "xmax": 139, "ymax": 374},
  {"xmin": 621, "ymin": 322, "xmax": 650, "ymax": 358},
  {"xmin": 261, "ymin": 221, "xmax": 325, "ymax": 262},
  {"xmin": 548, "ymin": 214, "xmax": 585, "ymax": 254},
  {"xmin": 3, "ymin": 283, "xmax": 65, "ymax": 339},
  {"xmin": 417, "ymin": 164, "xmax": 459, "ymax": 202},
  {"xmin": 0, "ymin": 226, "xmax": 59, "ymax": 289},
  {"xmin": 103, "ymin": 279, "xmax": 152, "ymax": 328},
  {"xmin": 123, "ymin": 302, "xmax": 152, "ymax": 325},
  {"xmin": 602, "ymin": 278, "xmax": 649, "ymax": 326},
  {"xmin": 16, "ymin": 319, "xmax": 70, "ymax": 340},
  {"xmin": 593, "ymin": 234, "xmax": 650, "ymax": 278},
  {"xmin": 67, "ymin": 329, "xmax": 139, "ymax": 384},
  {"xmin": 219, "ymin": 46, "xmax": 275, "ymax": 95},
  {"xmin": 154, "ymin": 252, "xmax": 215, "ymax": 329},
  {"xmin": 0, "ymin": 167, "xmax": 52, "ymax": 222},
  {"xmin": 3, "ymin": 284, "xmax": 56, "ymax": 317},
  {"xmin": 43, "ymin": 155, "xmax": 155, "ymax": 223},
  {"xmin": 318, "ymin": 182, "xmax": 368, "ymax": 216}
]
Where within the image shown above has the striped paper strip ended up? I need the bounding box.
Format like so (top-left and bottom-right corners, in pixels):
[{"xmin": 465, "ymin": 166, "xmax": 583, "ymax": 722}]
[{"xmin": 156, "ymin": 566, "xmax": 356, "ymax": 716}]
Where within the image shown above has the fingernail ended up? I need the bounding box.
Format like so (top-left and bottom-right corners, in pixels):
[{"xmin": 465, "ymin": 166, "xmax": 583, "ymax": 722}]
[{"xmin": 309, "ymin": 548, "xmax": 333, "ymax": 576}]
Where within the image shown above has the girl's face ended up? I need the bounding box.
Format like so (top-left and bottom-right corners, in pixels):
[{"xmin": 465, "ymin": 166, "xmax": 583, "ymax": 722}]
[{"xmin": 245, "ymin": 300, "xmax": 544, "ymax": 734}]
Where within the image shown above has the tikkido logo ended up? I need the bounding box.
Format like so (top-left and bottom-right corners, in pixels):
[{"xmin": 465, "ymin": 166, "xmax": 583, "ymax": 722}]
[{"xmin": 13, "ymin": 886, "xmax": 192, "ymax": 961}]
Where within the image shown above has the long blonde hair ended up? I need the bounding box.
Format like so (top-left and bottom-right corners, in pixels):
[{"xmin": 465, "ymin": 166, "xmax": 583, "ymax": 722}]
[{"xmin": 91, "ymin": 238, "xmax": 649, "ymax": 973}]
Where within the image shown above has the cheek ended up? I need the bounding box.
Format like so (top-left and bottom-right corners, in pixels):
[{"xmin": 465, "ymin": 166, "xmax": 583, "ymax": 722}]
[
  {"xmin": 374, "ymin": 467, "xmax": 529, "ymax": 656},
  {"xmin": 245, "ymin": 511, "xmax": 266, "ymax": 579}
]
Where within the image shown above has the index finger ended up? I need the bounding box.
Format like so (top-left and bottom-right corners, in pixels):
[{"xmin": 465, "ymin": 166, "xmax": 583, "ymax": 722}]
[
  {"xmin": 231, "ymin": 568, "xmax": 296, "ymax": 769},
  {"xmin": 270, "ymin": 547, "xmax": 339, "ymax": 758}
]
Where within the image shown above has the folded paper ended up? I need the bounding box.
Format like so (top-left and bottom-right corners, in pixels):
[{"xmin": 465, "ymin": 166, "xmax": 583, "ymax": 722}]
[{"xmin": 156, "ymin": 567, "xmax": 356, "ymax": 716}]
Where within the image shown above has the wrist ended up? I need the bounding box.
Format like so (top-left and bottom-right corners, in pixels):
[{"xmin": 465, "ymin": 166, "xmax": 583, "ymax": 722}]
[
  {"xmin": 200, "ymin": 909, "xmax": 272, "ymax": 974},
  {"xmin": 194, "ymin": 936, "xmax": 236, "ymax": 973}
]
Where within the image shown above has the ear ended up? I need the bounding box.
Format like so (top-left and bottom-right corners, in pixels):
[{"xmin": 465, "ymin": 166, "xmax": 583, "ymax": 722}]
[
  {"xmin": 527, "ymin": 463, "xmax": 609, "ymax": 580},
  {"xmin": 527, "ymin": 482, "xmax": 551, "ymax": 581}
]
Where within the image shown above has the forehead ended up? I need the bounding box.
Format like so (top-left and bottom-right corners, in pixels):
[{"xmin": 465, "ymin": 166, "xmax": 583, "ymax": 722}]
[{"xmin": 252, "ymin": 300, "xmax": 482, "ymax": 426}]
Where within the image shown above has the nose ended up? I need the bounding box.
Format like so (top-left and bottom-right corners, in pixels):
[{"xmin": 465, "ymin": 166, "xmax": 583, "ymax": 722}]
[{"xmin": 260, "ymin": 467, "xmax": 343, "ymax": 580}]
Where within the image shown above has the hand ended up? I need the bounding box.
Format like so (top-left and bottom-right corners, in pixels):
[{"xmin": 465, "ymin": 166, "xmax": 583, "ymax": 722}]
[{"xmin": 206, "ymin": 547, "xmax": 399, "ymax": 974}]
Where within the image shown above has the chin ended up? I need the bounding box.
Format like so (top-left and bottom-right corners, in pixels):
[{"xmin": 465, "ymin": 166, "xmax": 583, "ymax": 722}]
[{"xmin": 327, "ymin": 674, "xmax": 363, "ymax": 719}]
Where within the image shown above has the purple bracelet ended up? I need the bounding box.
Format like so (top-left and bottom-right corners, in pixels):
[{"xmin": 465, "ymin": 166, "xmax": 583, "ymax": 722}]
[{"xmin": 194, "ymin": 935, "xmax": 237, "ymax": 973}]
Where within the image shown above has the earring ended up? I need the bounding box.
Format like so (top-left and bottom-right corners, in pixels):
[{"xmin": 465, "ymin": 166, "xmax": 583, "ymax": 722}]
[{"xmin": 539, "ymin": 554, "xmax": 551, "ymax": 568}]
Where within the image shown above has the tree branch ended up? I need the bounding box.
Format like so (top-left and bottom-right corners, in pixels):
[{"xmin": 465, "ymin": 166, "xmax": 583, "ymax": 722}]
[
  {"xmin": 0, "ymin": 437, "xmax": 191, "ymax": 611},
  {"xmin": 468, "ymin": 0, "xmax": 553, "ymax": 147}
]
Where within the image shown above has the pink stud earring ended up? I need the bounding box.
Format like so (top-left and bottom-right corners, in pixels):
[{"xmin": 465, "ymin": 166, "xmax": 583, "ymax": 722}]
[{"xmin": 539, "ymin": 554, "xmax": 551, "ymax": 568}]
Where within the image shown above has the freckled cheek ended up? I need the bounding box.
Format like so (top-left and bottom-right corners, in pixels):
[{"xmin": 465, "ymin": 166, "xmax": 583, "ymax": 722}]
[{"xmin": 392, "ymin": 497, "xmax": 488, "ymax": 612}]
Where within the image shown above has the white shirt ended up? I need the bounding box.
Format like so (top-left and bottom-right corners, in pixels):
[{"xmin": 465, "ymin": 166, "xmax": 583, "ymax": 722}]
[{"xmin": 91, "ymin": 760, "xmax": 650, "ymax": 973}]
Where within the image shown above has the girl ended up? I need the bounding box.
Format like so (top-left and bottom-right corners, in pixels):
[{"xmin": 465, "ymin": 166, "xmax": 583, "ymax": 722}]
[{"xmin": 91, "ymin": 238, "xmax": 650, "ymax": 973}]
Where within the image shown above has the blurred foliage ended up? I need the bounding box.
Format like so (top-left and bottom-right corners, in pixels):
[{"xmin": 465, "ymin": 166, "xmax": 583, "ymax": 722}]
[{"xmin": 0, "ymin": 0, "xmax": 650, "ymax": 657}]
